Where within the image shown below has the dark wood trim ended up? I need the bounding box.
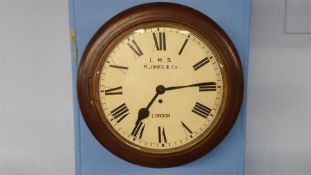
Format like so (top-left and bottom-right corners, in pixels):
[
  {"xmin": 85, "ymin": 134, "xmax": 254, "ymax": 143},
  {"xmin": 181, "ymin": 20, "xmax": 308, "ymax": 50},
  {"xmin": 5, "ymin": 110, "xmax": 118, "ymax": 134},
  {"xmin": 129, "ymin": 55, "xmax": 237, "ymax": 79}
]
[{"xmin": 77, "ymin": 2, "xmax": 243, "ymax": 167}]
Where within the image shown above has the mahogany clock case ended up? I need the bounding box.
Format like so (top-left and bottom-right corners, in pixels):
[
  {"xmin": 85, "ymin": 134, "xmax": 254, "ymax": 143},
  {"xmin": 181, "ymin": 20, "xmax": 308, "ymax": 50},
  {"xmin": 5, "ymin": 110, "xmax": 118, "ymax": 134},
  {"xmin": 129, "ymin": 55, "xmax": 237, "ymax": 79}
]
[{"xmin": 77, "ymin": 2, "xmax": 243, "ymax": 167}]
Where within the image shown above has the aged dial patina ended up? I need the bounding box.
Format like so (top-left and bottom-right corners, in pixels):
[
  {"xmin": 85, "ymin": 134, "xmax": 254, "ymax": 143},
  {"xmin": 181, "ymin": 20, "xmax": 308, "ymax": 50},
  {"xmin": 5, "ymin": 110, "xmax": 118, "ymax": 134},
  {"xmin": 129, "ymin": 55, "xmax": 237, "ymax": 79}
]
[
  {"xmin": 77, "ymin": 2, "xmax": 243, "ymax": 167},
  {"xmin": 98, "ymin": 27, "xmax": 224, "ymax": 151}
]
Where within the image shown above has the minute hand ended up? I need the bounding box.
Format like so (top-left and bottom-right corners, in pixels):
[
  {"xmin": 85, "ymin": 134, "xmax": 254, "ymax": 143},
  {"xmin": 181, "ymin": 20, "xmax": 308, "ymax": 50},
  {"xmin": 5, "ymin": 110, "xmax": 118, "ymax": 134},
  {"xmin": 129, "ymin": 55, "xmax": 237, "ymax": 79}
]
[{"xmin": 164, "ymin": 82, "xmax": 216, "ymax": 91}]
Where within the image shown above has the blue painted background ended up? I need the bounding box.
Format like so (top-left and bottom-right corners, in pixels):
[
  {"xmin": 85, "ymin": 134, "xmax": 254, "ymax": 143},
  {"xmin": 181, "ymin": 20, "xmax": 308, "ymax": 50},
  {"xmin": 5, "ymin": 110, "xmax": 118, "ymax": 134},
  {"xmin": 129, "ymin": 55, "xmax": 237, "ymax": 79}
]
[{"xmin": 69, "ymin": 0, "xmax": 251, "ymax": 174}]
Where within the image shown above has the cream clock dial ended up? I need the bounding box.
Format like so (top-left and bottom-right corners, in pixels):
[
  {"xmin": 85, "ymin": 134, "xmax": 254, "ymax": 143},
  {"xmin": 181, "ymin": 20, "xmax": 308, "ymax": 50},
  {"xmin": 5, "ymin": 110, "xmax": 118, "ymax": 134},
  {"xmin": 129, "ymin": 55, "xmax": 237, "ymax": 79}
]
[{"xmin": 99, "ymin": 27, "xmax": 223, "ymax": 151}]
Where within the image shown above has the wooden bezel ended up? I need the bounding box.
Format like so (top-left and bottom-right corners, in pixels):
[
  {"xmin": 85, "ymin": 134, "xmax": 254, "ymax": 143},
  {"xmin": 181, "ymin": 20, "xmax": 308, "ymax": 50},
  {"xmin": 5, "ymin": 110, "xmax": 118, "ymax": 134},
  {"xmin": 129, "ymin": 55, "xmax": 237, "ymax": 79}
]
[{"xmin": 77, "ymin": 2, "xmax": 243, "ymax": 167}]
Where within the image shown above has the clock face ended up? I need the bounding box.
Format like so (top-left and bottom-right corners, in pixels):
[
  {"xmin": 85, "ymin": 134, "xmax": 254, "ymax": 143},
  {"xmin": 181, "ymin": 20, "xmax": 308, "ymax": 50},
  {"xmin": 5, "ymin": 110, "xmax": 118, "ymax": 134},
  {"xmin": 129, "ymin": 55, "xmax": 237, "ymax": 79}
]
[
  {"xmin": 97, "ymin": 26, "xmax": 225, "ymax": 152},
  {"xmin": 78, "ymin": 2, "xmax": 243, "ymax": 167}
]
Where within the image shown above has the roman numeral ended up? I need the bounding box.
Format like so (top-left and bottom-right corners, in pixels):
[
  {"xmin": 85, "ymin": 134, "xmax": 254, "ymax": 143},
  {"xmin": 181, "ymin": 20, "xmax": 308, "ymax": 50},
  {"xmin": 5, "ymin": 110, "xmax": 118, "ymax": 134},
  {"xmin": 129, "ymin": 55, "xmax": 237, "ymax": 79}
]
[
  {"xmin": 109, "ymin": 65, "xmax": 128, "ymax": 70},
  {"xmin": 192, "ymin": 102, "xmax": 211, "ymax": 118},
  {"xmin": 127, "ymin": 40, "xmax": 143, "ymax": 57},
  {"xmin": 181, "ymin": 121, "xmax": 193, "ymax": 135},
  {"xmin": 199, "ymin": 82, "xmax": 216, "ymax": 91},
  {"xmin": 178, "ymin": 35, "xmax": 190, "ymax": 55},
  {"xmin": 153, "ymin": 32, "xmax": 166, "ymax": 51},
  {"xmin": 158, "ymin": 126, "xmax": 167, "ymax": 144},
  {"xmin": 131, "ymin": 121, "xmax": 145, "ymax": 139},
  {"xmin": 103, "ymin": 86, "xmax": 122, "ymax": 95},
  {"xmin": 110, "ymin": 103, "xmax": 129, "ymax": 123},
  {"xmin": 193, "ymin": 57, "xmax": 210, "ymax": 71}
]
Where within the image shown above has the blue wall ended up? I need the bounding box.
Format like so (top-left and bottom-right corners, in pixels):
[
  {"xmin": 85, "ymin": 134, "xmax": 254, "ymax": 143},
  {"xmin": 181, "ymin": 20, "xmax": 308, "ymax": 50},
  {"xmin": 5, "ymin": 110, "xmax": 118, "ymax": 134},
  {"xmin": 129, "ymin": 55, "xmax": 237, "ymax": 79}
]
[{"xmin": 69, "ymin": 0, "xmax": 251, "ymax": 174}]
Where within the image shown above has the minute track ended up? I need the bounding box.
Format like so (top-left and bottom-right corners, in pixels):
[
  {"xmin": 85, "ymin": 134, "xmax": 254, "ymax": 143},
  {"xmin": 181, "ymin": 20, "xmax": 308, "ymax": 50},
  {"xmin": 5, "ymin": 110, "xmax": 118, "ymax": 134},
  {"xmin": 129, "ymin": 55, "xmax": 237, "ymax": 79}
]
[{"xmin": 98, "ymin": 26, "xmax": 224, "ymax": 152}]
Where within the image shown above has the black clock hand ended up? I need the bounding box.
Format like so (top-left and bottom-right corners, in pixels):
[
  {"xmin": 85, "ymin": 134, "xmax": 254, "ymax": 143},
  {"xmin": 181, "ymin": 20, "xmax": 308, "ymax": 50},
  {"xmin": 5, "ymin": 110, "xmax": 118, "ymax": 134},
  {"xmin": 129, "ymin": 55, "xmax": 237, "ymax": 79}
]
[
  {"xmin": 134, "ymin": 82, "xmax": 213, "ymax": 125},
  {"xmin": 134, "ymin": 94, "xmax": 157, "ymax": 126},
  {"xmin": 134, "ymin": 85, "xmax": 165, "ymax": 126},
  {"xmin": 131, "ymin": 92, "xmax": 158, "ymax": 136},
  {"xmin": 131, "ymin": 108, "xmax": 149, "ymax": 136},
  {"xmin": 146, "ymin": 92, "xmax": 160, "ymax": 110},
  {"xmin": 164, "ymin": 82, "xmax": 215, "ymax": 91}
]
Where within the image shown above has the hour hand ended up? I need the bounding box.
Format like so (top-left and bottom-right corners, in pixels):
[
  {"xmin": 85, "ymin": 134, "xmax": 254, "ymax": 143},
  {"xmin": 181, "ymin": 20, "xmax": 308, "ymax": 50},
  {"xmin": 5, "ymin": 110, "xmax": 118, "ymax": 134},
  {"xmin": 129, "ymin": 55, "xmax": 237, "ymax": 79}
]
[
  {"xmin": 134, "ymin": 108, "xmax": 149, "ymax": 125},
  {"xmin": 164, "ymin": 82, "xmax": 216, "ymax": 91}
]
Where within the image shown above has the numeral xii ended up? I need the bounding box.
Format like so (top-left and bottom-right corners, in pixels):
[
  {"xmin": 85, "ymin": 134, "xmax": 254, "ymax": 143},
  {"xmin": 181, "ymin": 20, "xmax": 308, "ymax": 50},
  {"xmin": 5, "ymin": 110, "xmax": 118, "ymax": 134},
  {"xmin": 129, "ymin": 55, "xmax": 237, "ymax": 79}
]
[{"xmin": 153, "ymin": 32, "xmax": 166, "ymax": 51}]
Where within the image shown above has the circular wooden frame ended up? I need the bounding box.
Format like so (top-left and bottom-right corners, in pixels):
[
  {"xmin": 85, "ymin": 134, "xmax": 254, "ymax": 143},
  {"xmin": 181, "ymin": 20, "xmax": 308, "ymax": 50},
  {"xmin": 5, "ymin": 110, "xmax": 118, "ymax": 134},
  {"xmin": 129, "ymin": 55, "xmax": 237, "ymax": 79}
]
[{"xmin": 77, "ymin": 2, "xmax": 243, "ymax": 167}]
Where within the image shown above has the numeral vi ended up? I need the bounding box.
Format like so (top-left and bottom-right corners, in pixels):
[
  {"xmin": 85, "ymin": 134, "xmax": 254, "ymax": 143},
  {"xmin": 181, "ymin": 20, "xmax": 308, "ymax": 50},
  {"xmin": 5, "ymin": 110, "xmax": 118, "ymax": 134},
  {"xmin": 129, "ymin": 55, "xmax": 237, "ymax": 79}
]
[{"xmin": 158, "ymin": 126, "xmax": 167, "ymax": 144}]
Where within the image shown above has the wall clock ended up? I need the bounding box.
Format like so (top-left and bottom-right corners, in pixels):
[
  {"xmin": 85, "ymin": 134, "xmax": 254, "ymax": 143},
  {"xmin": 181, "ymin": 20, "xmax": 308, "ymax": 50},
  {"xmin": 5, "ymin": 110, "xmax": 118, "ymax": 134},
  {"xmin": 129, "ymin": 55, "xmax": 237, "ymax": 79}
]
[{"xmin": 77, "ymin": 2, "xmax": 243, "ymax": 167}]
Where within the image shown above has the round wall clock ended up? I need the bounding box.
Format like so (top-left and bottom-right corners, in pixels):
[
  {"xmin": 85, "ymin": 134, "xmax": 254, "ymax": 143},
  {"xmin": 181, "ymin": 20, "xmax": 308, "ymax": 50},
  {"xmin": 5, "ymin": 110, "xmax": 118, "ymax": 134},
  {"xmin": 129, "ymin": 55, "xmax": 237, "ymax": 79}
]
[{"xmin": 77, "ymin": 2, "xmax": 243, "ymax": 167}]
